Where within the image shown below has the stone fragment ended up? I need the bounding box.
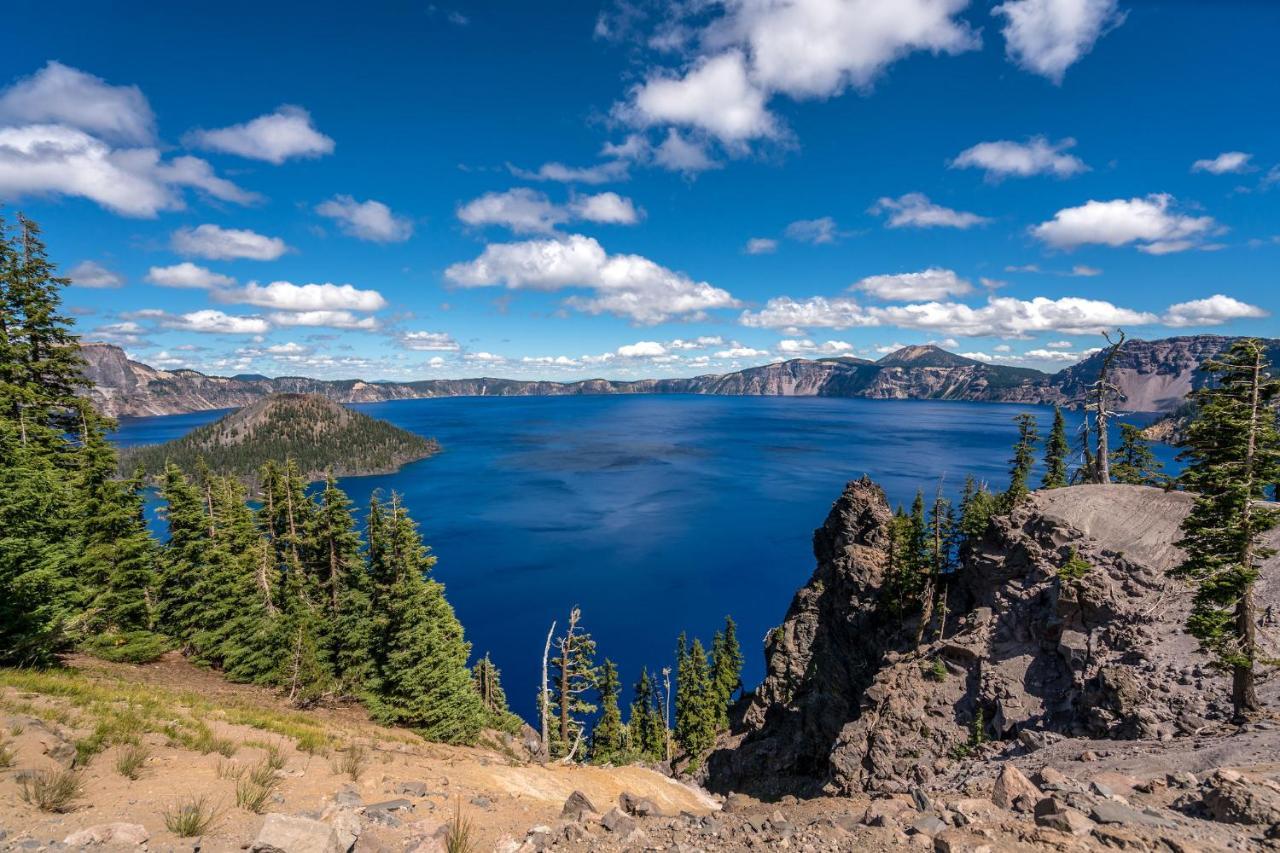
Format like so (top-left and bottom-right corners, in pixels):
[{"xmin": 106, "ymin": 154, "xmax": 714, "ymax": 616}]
[
  {"xmin": 1035, "ymin": 807, "xmax": 1094, "ymax": 836},
  {"xmin": 991, "ymin": 764, "xmax": 1041, "ymax": 811},
  {"xmin": 62, "ymin": 823, "xmax": 149, "ymax": 846},
  {"xmin": 560, "ymin": 790, "xmax": 598, "ymax": 821},
  {"xmin": 396, "ymin": 781, "xmax": 428, "ymax": 797},
  {"xmin": 252, "ymin": 813, "xmax": 343, "ymax": 853},
  {"xmin": 600, "ymin": 808, "xmax": 637, "ymax": 835}
]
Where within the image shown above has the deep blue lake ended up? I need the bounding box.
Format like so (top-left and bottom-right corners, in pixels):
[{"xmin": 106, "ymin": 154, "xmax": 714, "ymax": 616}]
[{"xmin": 110, "ymin": 395, "xmax": 1177, "ymax": 720}]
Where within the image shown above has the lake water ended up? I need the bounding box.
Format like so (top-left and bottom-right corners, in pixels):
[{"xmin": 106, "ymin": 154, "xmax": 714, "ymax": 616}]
[{"xmin": 111, "ymin": 395, "xmax": 1178, "ymax": 720}]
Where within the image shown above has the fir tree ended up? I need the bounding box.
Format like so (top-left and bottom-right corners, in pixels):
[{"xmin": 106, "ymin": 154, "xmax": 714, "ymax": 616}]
[
  {"xmin": 548, "ymin": 606, "xmax": 598, "ymax": 759},
  {"xmin": 1042, "ymin": 406, "xmax": 1070, "ymax": 489},
  {"xmin": 313, "ymin": 476, "xmax": 373, "ymax": 694},
  {"xmin": 709, "ymin": 616, "xmax": 743, "ymax": 731},
  {"xmin": 472, "ymin": 653, "xmax": 521, "ymax": 733},
  {"xmin": 591, "ymin": 659, "xmax": 626, "ymax": 764},
  {"xmin": 674, "ymin": 636, "xmax": 717, "ymax": 759},
  {"xmin": 1110, "ymin": 423, "xmax": 1167, "ymax": 486},
  {"xmin": 1172, "ymin": 339, "xmax": 1280, "ymax": 719},
  {"xmin": 155, "ymin": 464, "xmax": 209, "ymax": 643},
  {"xmin": 1003, "ymin": 413, "xmax": 1039, "ymax": 510},
  {"xmin": 628, "ymin": 668, "xmax": 666, "ymax": 763},
  {"xmin": 367, "ymin": 494, "xmax": 485, "ymax": 744}
]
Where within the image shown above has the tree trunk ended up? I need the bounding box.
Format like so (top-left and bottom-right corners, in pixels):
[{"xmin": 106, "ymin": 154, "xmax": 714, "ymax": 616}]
[
  {"xmin": 1233, "ymin": 585, "xmax": 1260, "ymax": 719},
  {"xmin": 540, "ymin": 620, "xmax": 555, "ymax": 763}
]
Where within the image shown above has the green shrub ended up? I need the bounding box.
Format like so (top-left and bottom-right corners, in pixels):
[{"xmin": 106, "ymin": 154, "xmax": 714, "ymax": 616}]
[
  {"xmin": 1058, "ymin": 548, "xmax": 1091, "ymax": 582},
  {"xmin": 80, "ymin": 630, "xmax": 170, "ymax": 664}
]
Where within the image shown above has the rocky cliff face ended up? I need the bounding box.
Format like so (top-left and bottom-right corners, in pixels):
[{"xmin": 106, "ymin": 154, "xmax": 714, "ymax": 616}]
[
  {"xmin": 706, "ymin": 481, "xmax": 1280, "ymax": 800},
  {"xmin": 81, "ymin": 335, "xmax": 1280, "ymax": 418}
]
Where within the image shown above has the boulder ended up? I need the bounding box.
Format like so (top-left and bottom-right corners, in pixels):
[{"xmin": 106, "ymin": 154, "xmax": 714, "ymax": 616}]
[
  {"xmin": 600, "ymin": 808, "xmax": 637, "ymax": 835},
  {"xmin": 560, "ymin": 790, "xmax": 598, "ymax": 821},
  {"xmin": 1034, "ymin": 807, "xmax": 1094, "ymax": 836},
  {"xmin": 991, "ymin": 765, "xmax": 1040, "ymax": 811},
  {"xmin": 252, "ymin": 813, "xmax": 343, "ymax": 853},
  {"xmin": 619, "ymin": 791, "xmax": 661, "ymax": 817},
  {"xmin": 1198, "ymin": 771, "xmax": 1280, "ymax": 826}
]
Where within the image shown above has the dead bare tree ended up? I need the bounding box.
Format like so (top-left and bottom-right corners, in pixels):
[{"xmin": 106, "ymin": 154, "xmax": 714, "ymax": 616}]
[
  {"xmin": 661, "ymin": 666, "xmax": 673, "ymax": 763},
  {"xmin": 539, "ymin": 619, "xmax": 555, "ymax": 763},
  {"xmin": 1091, "ymin": 328, "xmax": 1126, "ymax": 483}
]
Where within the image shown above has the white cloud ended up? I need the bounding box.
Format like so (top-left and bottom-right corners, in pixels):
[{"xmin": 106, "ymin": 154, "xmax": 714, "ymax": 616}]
[
  {"xmin": 444, "ymin": 234, "xmax": 738, "ymax": 324},
  {"xmin": 464, "ymin": 351, "xmax": 507, "ymax": 364},
  {"xmin": 398, "ymin": 331, "xmax": 461, "ymax": 351},
  {"xmin": 568, "ymin": 191, "xmax": 642, "ymax": 225},
  {"xmin": 871, "ymin": 193, "xmax": 989, "ymax": 229},
  {"xmin": 457, "ymin": 188, "xmax": 641, "ymax": 233},
  {"xmin": 653, "ymin": 129, "xmax": 719, "ymax": 173},
  {"xmin": 0, "ymin": 61, "xmax": 154, "ymax": 144},
  {"xmin": 172, "ymin": 224, "xmax": 289, "ymax": 260},
  {"xmin": 740, "ymin": 293, "xmax": 1159, "ymax": 337},
  {"xmin": 852, "ymin": 268, "xmax": 973, "ymax": 301},
  {"xmin": 185, "ymin": 105, "xmax": 334, "ymax": 164},
  {"xmin": 161, "ymin": 309, "xmax": 270, "ymax": 335},
  {"xmin": 1070, "ymin": 264, "xmax": 1102, "ymax": 276},
  {"xmin": 1191, "ymin": 151, "xmax": 1253, "ymax": 175},
  {"xmin": 265, "ymin": 342, "xmax": 310, "ymax": 356},
  {"xmin": 269, "ymin": 310, "xmax": 380, "ymax": 330},
  {"xmin": 617, "ymin": 340, "xmax": 667, "ymax": 358},
  {"xmin": 1162, "ymin": 294, "xmax": 1268, "ymax": 327},
  {"xmin": 784, "ymin": 217, "xmax": 838, "ymax": 244},
  {"xmin": 1046, "ymin": 340, "xmax": 1073, "ymax": 348},
  {"xmin": 669, "ymin": 336, "xmax": 725, "ymax": 350},
  {"xmin": 0, "ymin": 124, "xmax": 256, "ymax": 217},
  {"xmin": 509, "ymin": 159, "xmax": 630, "ymax": 184},
  {"xmin": 68, "ymin": 260, "xmax": 123, "ymax": 288},
  {"xmin": 993, "ymin": 0, "xmax": 1125, "ymax": 83},
  {"xmin": 960, "ymin": 351, "xmax": 995, "ymax": 363},
  {"xmin": 1024, "ymin": 348, "xmax": 1087, "ymax": 361},
  {"xmin": 620, "ymin": 51, "xmax": 776, "ymax": 143},
  {"xmin": 776, "ymin": 339, "xmax": 853, "ymax": 356},
  {"xmin": 89, "ymin": 320, "xmax": 148, "ymax": 345},
  {"xmin": 745, "ymin": 237, "xmax": 778, "ymax": 254},
  {"xmin": 994, "ymin": 344, "xmax": 1013, "ymax": 353},
  {"xmin": 950, "ymin": 136, "xmax": 1087, "ymax": 179},
  {"xmin": 315, "ymin": 195, "xmax": 413, "ymax": 242},
  {"xmin": 1031, "ymin": 194, "xmax": 1219, "ymax": 254},
  {"xmin": 217, "ymin": 281, "xmax": 387, "ymax": 312},
  {"xmin": 716, "ymin": 345, "xmax": 771, "ymax": 358},
  {"xmin": 145, "ymin": 262, "xmax": 236, "ymax": 289}
]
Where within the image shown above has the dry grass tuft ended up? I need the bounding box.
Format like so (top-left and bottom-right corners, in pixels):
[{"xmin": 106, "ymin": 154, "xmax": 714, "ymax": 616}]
[
  {"xmin": 19, "ymin": 768, "xmax": 84, "ymax": 813},
  {"xmin": 114, "ymin": 742, "xmax": 151, "ymax": 779},
  {"xmin": 163, "ymin": 794, "xmax": 221, "ymax": 837}
]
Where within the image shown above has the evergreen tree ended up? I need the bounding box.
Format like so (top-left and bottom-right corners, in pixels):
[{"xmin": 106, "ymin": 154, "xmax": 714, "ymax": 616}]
[
  {"xmin": 1003, "ymin": 413, "xmax": 1039, "ymax": 509},
  {"xmin": 1042, "ymin": 406, "xmax": 1070, "ymax": 489},
  {"xmin": 1172, "ymin": 339, "xmax": 1280, "ymax": 719},
  {"xmin": 155, "ymin": 464, "xmax": 209, "ymax": 643},
  {"xmin": 709, "ymin": 616, "xmax": 743, "ymax": 731},
  {"xmin": 1110, "ymin": 423, "xmax": 1167, "ymax": 486},
  {"xmin": 674, "ymin": 636, "xmax": 717, "ymax": 759},
  {"xmin": 958, "ymin": 475, "xmax": 998, "ymax": 551},
  {"xmin": 313, "ymin": 476, "xmax": 373, "ymax": 694},
  {"xmin": 628, "ymin": 668, "xmax": 666, "ymax": 763},
  {"xmin": 591, "ymin": 659, "xmax": 626, "ymax": 764},
  {"xmin": 367, "ymin": 494, "xmax": 485, "ymax": 743},
  {"xmin": 548, "ymin": 606, "xmax": 598, "ymax": 759},
  {"xmin": 472, "ymin": 653, "xmax": 521, "ymax": 733}
]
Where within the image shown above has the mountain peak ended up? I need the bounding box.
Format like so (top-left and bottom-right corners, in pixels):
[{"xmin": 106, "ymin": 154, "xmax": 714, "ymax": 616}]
[{"xmin": 876, "ymin": 344, "xmax": 977, "ymax": 368}]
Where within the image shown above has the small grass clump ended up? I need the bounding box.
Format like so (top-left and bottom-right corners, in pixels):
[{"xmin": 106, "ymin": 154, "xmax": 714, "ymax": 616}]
[
  {"xmin": 215, "ymin": 758, "xmax": 246, "ymax": 780},
  {"xmin": 922, "ymin": 658, "xmax": 947, "ymax": 682},
  {"xmin": 445, "ymin": 799, "xmax": 477, "ymax": 853},
  {"xmin": 331, "ymin": 742, "xmax": 368, "ymax": 781},
  {"xmin": 115, "ymin": 742, "xmax": 151, "ymax": 779},
  {"xmin": 186, "ymin": 723, "xmax": 237, "ymax": 757},
  {"xmin": 10, "ymin": 722, "xmax": 25, "ymax": 736},
  {"xmin": 163, "ymin": 795, "xmax": 221, "ymax": 837},
  {"xmin": 80, "ymin": 630, "xmax": 170, "ymax": 664},
  {"xmin": 235, "ymin": 760, "xmax": 280, "ymax": 813},
  {"xmin": 263, "ymin": 741, "xmax": 286, "ymax": 772},
  {"xmin": 19, "ymin": 768, "xmax": 84, "ymax": 813},
  {"xmin": 0, "ymin": 739, "xmax": 15, "ymax": 768}
]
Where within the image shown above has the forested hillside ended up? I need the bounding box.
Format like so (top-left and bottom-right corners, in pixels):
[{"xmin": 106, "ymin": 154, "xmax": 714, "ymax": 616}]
[{"xmin": 119, "ymin": 393, "xmax": 439, "ymax": 484}]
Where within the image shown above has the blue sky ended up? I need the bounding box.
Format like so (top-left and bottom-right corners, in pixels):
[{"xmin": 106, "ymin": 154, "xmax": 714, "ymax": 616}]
[{"xmin": 1, "ymin": 0, "xmax": 1277, "ymax": 380}]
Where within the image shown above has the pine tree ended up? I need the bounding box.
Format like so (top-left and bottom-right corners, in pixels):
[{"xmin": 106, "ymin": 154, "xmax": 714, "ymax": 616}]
[
  {"xmin": 1172, "ymin": 339, "xmax": 1280, "ymax": 719},
  {"xmin": 1042, "ymin": 406, "xmax": 1070, "ymax": 489},
  {"xmin": 709, "ymin": 616, "xmax": 743, "ymax": 731},
  {"xmin": 472, "ymin": 653, "xmax": 521, "ymax": 733},
  {"xmin": 548, "ymin": 606, "xmax": 598, "ymax": 759},
  {"xmin": 1110, "ymin": 423, "xmax": 1166, "ymax": 486},
  {"xmin": 958, "ymin": 475, "xmax": 997, "ymax": 544},
  {"xmin": 591, "ymin": 659, "xmax": 626, "ymax": 764},
  {"xmin": 367, "ymin": 494, "xmax": 485, "ymax": 744},
  {"xmin": 674, "ymin": 636, "xmax": 717, "ymax": 760},
  {"xmin": 155, "ymin": 464, "xmax": 210, "ymax": 643},
  {"xmin": 1003, "ymin": 413, "xmax": 1039, "ymax": 510},
  {"xmin": 628, "ymin": 668, "xmax": 666, "ymax": 762},
  {"xmin": 313, "ymin": 476, "xmax": 374, "ymax": 694}
]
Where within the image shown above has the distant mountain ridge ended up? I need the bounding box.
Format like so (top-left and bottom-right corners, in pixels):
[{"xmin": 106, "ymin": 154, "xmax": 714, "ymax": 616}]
[
  {"xmin": 80, "ymin": 335, "xmax": 1280, "ymax": 418},
  {"xmin": 118, "ymin": 392, "xmax": 439, "ymax": 483}
]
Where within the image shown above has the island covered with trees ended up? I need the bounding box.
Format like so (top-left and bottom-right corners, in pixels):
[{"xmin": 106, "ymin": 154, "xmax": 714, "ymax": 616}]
[{"xmin": 118, "ymin": 392, "xmax": 439, "ymax": 485}]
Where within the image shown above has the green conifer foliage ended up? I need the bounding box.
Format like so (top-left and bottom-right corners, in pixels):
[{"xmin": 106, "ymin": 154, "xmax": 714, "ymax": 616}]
[
  {"xmin": 709, "ymin": 616, "xmax": 743, "ymax": 731},
  {"xmin": 367, "ymin": 495, "xmax": 485, "ymax": 744},
  {"xmin": 1172, "ymin": 339, "xmax": 1280, "ymax": 719},
  {"xmin": 548, "ymin": 607, "xmax": 598, "ymax": 759},
  {"xmin": 315, "ymin": 476, "xmax": 374, "ymax": 695},
  {"xmin": 1042, "ymin": 406, "xmax": 1070, "ymax": 489},
  {"xmin": 591, "ymin": 659, "xmax": 626, "ymax": 764},
  {"xmin": 1110, "ymin": 423, "xmax": 1167, "ymax": 486},
  {"xmin": 674, "ymin": 636, "xmax": 717, "ymax": 760},
  {"xmin": 1003, "ymin": 413, "xmax": 1039, "ymax": 510},
  {"xmin": 628, "ymin": 668, "xmax": 666, "ymax": 762},
  {"xmin": 472, "ymin": 653, "xmax": 521, "ymax": 733}
]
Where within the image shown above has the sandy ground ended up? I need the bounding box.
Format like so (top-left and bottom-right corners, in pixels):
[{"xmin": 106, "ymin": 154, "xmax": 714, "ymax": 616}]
[{"xmin": 0, "ymin": 654, "xmax": 716, "ymax": 852}]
